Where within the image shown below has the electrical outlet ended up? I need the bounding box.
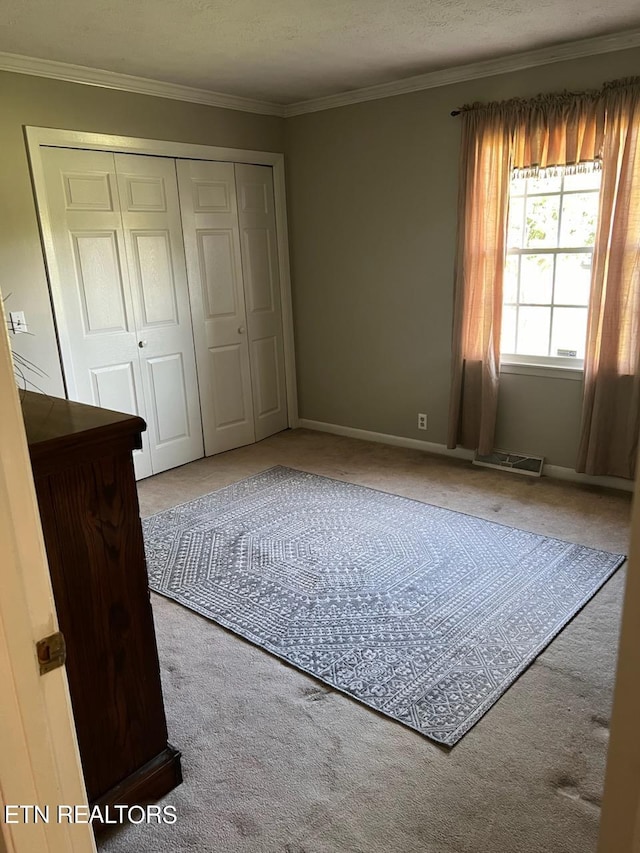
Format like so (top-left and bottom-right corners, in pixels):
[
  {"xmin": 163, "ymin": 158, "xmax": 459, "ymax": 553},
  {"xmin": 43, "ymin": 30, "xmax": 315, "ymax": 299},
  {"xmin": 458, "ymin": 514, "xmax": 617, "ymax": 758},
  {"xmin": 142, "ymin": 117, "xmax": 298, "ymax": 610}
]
[
  {"xmin": 9, "ymin": 311, "xmax": 28, "ymax": 334},
  {"xmin": 417, "ymin": 413, "xmax": 427, "ymax": 430}
]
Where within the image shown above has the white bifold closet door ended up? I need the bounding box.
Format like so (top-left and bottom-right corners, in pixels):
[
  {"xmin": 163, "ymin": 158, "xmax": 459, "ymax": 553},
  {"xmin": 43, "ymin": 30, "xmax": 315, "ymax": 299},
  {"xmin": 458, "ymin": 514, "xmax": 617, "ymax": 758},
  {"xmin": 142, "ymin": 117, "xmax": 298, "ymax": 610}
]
[
  {"xmin": 40, "ymin": 147, "xmax": 204, "ymax": 479},
  {"xmin": 177, "ymin": 160, "xmax": 288, "ymax": 455}
]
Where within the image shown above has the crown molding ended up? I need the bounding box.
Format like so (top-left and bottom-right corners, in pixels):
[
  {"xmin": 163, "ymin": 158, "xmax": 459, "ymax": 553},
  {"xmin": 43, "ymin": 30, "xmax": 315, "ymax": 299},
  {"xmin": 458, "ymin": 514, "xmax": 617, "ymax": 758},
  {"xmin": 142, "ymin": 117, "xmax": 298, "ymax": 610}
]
[
  {"xmin": 283, "ymin": 28, "xmax": 640, "ymax": 116},
  {"xmin": 0, "ymin": 51, "xmax": 285, "ymax": 116},
  {"xmin": 1, "ymin": 28, "xmax": 639, "ymax": 120}
]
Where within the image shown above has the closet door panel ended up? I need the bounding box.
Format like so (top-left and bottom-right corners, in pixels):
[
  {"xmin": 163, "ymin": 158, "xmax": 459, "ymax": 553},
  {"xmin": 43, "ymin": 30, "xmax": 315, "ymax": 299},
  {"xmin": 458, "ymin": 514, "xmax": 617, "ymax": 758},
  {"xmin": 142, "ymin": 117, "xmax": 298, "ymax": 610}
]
[
  {"xmin": 251, "ymin": 335, "xmax": 281, "ymax": 418},
  {"xmin": 90, "ymin": 362, "xmax": 140, "ymax": 415},
  {"xmin": 115, "ymin": 154, "xmax": 204, "ymax": 474},
  {"xmin": 242, "ymin": 228, "xmax": 275, "ymax": 313},
  {"xmin": 210, "ymin": 344, "xmax": 249, "ymax": 427},
  {"xmin": 131, "ymin": 231, "xmax": 179, "ymax": 326},
  {"xmin": 40, "ymin": 147, "xmax": 153, "ymax": 479},
  {"xmin": 72, "ymin": 231, "xmax": 128, "ymax": 332},
  {"xmin": 177, "ymin": 159, "xmax": 255, "ymax": 455},
  {"xmin": 199, "ymin": 229, "xmax": 237, "ymax": 317},
  {"xmin": 235, "ymin": 164, "xmax": 288, "ymax": 441},
  {"xmin": 147, "ymin": 353, "xmax": 191, "ymax": 443}
]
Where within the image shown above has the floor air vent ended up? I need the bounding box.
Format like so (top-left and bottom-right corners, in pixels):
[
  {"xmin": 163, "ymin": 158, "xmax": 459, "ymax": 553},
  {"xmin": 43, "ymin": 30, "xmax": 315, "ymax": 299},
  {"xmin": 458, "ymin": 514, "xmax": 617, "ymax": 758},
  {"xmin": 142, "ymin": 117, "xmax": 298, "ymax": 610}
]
[{"xmin": 472, "ymin": 449, "xmax": 544, "ymax": 477}]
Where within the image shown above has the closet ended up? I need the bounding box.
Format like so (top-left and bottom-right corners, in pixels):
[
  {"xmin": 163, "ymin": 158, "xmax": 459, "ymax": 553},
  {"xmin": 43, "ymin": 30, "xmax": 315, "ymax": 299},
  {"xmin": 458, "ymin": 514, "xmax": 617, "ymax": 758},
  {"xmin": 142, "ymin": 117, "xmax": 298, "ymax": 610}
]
[
  {"xmin": 39, "ymin": 147, "xmax": 288, "ymax": 478},
  {"xmin": 178, "ymin": 160, "xmax": 288, "ymax": 454}
]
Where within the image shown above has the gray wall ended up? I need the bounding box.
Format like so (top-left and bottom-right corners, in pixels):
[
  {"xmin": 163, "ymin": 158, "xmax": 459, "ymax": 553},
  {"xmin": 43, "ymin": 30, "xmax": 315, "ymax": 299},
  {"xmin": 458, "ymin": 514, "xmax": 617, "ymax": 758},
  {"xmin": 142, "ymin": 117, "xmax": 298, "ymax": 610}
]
[
  {"xmin": 284, "ymin": 47, "xmax": 640, "ymax": 468},
  {"xmin": 3, "ymin": 52, "xmax": 640, "ymax": 468},
  {"xmin": 0, "ymin": 71, "xmax": 284, "ymax": 396}
]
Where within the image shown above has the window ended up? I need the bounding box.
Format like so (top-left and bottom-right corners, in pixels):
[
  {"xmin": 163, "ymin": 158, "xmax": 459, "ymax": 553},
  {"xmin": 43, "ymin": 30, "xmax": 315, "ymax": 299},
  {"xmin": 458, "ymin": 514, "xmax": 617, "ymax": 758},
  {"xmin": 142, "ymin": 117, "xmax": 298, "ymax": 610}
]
[{"xmin": 501, "ymin": 166, "xmax": 602, "ymax": 369}]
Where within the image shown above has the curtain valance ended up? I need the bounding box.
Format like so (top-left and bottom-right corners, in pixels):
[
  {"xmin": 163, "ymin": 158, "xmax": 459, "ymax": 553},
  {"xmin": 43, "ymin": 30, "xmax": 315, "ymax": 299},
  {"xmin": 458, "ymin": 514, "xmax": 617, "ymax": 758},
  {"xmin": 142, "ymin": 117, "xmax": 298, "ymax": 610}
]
[{"xmin": 458, "ymin": 77, "xmax": 639, "ymax": 174}]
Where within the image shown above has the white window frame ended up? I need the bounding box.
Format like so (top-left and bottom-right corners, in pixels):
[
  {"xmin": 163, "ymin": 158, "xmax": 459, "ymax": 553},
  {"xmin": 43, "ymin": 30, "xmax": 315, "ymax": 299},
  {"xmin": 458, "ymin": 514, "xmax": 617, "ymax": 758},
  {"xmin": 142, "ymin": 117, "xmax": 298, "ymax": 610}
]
[{"xmin": 500, "ymin": 168, "xmax": 601, "ymax": 380}]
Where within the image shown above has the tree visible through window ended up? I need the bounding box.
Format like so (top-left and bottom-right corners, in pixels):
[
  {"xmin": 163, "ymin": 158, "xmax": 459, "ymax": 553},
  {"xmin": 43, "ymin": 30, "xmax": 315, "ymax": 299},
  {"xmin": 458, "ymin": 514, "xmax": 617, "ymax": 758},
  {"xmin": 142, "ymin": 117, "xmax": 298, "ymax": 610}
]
[{"xmin": 501, "ymin": 166, "xmax": 602, "ymax": 366}]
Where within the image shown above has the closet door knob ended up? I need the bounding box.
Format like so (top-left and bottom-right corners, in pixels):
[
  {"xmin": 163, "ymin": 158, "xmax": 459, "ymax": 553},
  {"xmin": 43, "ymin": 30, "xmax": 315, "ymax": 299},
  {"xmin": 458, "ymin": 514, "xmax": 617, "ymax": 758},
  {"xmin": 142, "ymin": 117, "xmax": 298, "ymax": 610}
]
[
  {"xmin": 138, "ymin": 340, "xmax": 147, "ymax": 348},
  {"xmin": 238, "ymin": 326, "xmax": 246, "ymax": 335}
]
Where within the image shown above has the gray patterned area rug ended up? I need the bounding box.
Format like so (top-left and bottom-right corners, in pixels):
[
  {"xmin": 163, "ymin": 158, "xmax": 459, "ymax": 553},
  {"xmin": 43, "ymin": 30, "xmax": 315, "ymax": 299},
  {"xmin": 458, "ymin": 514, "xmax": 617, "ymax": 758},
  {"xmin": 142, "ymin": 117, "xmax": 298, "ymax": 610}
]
[{"xmin": 143, "ymin": 466, "xmax": 624, "ymax": 746}]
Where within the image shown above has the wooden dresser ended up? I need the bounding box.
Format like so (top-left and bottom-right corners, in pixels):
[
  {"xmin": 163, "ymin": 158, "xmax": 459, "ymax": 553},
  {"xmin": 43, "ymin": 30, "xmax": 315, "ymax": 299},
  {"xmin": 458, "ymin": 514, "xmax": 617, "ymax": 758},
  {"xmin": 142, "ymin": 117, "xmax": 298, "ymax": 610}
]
[{"xmin": 20, "ymin": 391, "xmax": 181, "ymax": 811}]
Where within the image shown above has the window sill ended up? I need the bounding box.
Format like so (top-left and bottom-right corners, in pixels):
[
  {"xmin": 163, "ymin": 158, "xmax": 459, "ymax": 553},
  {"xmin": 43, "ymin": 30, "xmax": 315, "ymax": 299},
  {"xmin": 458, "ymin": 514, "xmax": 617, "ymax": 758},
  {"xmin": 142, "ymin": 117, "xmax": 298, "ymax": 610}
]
[{"xmin": 500, "ymin": 361, "xmax": 584, "ymax": 381}]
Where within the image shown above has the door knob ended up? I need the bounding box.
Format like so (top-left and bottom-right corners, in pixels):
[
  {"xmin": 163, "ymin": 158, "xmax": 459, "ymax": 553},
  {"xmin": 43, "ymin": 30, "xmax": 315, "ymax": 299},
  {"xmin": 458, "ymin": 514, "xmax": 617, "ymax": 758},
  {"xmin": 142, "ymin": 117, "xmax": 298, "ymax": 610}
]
[
  {"xmin": 138, "ymin": 340, "xmax": 147, "ymax": 348},
  {"xmin": 238, "ymin": 326, "xmax": 246, "ymax": 335}
]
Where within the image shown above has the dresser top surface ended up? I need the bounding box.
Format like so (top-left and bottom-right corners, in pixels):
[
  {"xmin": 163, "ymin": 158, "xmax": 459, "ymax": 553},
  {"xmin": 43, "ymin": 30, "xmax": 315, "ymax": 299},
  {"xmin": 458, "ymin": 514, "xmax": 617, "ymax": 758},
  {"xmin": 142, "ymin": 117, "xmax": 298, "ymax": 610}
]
[{"xmin": 20, "ymin": 390, "xmax": 146, "ymax": 451}]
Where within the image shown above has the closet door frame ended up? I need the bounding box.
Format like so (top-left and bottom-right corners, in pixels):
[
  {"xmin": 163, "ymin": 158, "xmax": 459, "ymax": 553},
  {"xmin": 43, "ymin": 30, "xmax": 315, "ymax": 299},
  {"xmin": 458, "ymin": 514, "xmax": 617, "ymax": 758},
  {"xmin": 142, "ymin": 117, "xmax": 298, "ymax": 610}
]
[{"xmin": 26, "ymin": 126, "xmax": 299, "ymax": 432}]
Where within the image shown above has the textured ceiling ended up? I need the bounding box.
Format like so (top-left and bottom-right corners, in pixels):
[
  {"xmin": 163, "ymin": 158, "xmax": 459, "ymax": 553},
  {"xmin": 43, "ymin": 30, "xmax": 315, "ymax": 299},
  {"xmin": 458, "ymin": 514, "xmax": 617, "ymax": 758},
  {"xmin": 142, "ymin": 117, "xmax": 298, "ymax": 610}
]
[{"xmin": 1, "ymin": 0, "xmax": 639, "ymax": 105}]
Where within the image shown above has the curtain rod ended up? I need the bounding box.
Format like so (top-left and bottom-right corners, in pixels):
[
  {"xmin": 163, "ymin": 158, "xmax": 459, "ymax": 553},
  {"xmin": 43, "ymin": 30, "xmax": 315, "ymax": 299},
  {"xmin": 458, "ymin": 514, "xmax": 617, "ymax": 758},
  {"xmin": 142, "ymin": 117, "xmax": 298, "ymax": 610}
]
[{"xmin": 450, "ymin": 77, "xmax": 639, "ymax": 117}]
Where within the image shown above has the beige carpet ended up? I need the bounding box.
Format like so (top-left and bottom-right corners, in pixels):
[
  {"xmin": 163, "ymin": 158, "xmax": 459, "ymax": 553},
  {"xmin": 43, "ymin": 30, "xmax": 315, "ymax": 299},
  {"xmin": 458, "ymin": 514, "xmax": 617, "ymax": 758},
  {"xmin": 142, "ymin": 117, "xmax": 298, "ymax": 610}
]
[{"xmin": 98, "ymin": 428, "xmax": 631, "ymax": 853}]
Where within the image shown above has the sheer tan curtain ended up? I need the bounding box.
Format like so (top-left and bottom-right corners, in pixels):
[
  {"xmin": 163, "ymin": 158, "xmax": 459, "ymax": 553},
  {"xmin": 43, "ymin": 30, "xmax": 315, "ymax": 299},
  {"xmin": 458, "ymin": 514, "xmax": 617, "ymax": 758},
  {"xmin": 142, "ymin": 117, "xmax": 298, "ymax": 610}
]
[
  {"xmin": 448, "ymin": 90, "xmax": 605, "ymax": 456},
  {"xmin": 577, "ymin": 79, "xmax": 640, "ymax": 479},
  {"xmin": 447, "ymin": 107, "xmax": 511, "ymax": 455}
]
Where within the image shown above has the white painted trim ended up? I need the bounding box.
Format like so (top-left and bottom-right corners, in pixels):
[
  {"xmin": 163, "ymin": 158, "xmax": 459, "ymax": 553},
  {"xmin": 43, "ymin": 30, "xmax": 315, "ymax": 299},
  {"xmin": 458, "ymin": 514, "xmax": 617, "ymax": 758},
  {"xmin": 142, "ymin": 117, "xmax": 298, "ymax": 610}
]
[
  {"xmin": 298, "ymin": 418, "xmax": 475, "ymax": 460},
  {"xmin": 597, "ymin": 447, "xmax": 640, "ymax": 851},
  {"xmin": 272, "ymin": 162, "xmax": 299, "ymax": 428},
  {"xmin": 0, "ymin": 304, "xmax": 96, "ymax": 852},
  {"xmin": 25, "ymin": 127, "xmax": 299, "ymax": 431},
  {"xmin": 25, "ymin": 126, "xmax": 284, "ymax": 165},
  {"xmin": 0, "ymin": 51, "xmax": 284, "ymax": 116},
  {"xmin": 3, "ymin": 29, "xmax": 640, "ymax": 120},
  {"xmin": 543, "ymin": 464, "xmax": 634, "ymax": 492},
  {"xmin": 283, "ymin": 29, "xmax": 640, "ymax": 116},
  {"xmin": 298, "ymin": 418, "xmax": 634, "ymax": 492},
  {"xmin": 500, "ymin": 362, "xmax": 584, "ymax": 381}
]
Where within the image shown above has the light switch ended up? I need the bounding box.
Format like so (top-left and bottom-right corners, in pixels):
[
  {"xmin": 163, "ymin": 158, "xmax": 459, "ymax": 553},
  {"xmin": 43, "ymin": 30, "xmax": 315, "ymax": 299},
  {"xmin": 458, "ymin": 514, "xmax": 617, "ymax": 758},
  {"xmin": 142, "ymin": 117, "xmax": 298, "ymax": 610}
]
[{"xmin": 9, "ymin": 311, "xmax": 28, "ymax": 334}]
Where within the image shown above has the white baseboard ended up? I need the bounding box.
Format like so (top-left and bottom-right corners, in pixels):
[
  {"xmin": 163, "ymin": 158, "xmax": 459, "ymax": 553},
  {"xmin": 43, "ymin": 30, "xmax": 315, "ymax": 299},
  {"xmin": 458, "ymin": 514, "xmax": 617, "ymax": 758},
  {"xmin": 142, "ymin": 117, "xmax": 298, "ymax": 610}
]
[
  {"xmin": 542, "ymin": 464, "xmax": 633, "ymax": 492},
  {"xmin": 297, "ymin": 418, "xmax": 634, "ymax": 493},
  {"xmin": 298, "ymin": 418, "xmax": 475, "ymax": 460}
]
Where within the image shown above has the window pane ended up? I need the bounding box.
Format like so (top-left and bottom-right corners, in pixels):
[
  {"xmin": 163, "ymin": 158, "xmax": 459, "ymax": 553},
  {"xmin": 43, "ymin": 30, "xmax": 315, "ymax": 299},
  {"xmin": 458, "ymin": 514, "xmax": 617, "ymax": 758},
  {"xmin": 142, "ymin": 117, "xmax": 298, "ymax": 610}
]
[
  {"xmin": 501, "ymin": 305, "xmax": 517, "ymax": 353},
  {"xmin": 525, "ymin": 195, "xmax": 560, "ymax": 248},
  {"xmin": 510, "ymin": 176, "xmax": 527, "ymax": 197},
  {"xmin": 560, "ymin": 192, "xmax": 599, "ymax": 247},
  {"xmin": 554, "ymin": 253, "xmax": 592, "ymax": 306},
  {"xmin": 504, "ymin": 256, "xmax": 519, "ymax": 302},
  {"xmin": 516, "ymin": 306, "xmax": 550, "ymax": 356},
  {"xmin": 503, "ymin": 164, "xmax": 600, "ymax": 361},
  {"xmin": 527, "ymin": 175, "xmax": 562, "ymax": 194},
  {"xmin": 520, "ymin": 254, "xmax": 553, "ymax": 304},
  {"xmin": 563, "ymin": 170, "xmax": 601, "ymax": 192},
  {"xmin": 507, "ymin": 197, "xmax": 525, "ymax": 249},
  {"xmin": 550, "ymin": 307, "xmax": 588, "ymax": 358}
]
